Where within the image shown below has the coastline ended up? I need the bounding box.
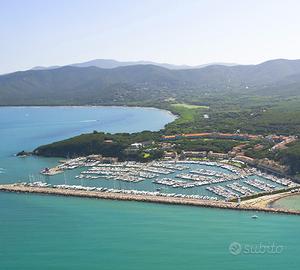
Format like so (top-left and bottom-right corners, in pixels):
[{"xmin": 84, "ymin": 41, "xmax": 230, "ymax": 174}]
[
  {"xmin": 268, "ymin": 193, "xmax": 300, "ymax": 209},
  {"xmin": 0, "ymin": 104, "xmax": 176, "ymax": 116},
  {"xmin": 1, "ymin": 184, "xmax": 300, "ymax": 216},
  {"xmin": 1, "ymin": 105, "xmax": 177, "ymax": 133},
  {"xmin": 0, "ymin": 103, "xmax": 178, "ymax": 117},
  {"xmin": 240, "ymin": 190, "xmax": 300, "ymax": 208}
]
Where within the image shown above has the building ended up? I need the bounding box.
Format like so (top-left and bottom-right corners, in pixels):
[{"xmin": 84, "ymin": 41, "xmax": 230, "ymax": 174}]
[
  {"xmin": 256, "ymin": 158, "xmax": 288, "ymax": 176},
  {"xmin": 86, "ymin": 154, "xmax": 118, "ymax": 164},
  {"xmin": 157, "ymin": 142, "xmax": 175, "ymax": 150},
  {"xmin": 181, "ymin": 151, "xmax": 207, "ymax": 158},
  {"xmin": 161, "ymin": 132, "xmax": 261, "ymax": 141},
  {"xmin": 234, "ymin": 155, "xmax": 256, "ymax": 166},
  {"xmin": 207, "ymin": 151, "xmax": 229, "ymax": 159},
  {"xmin": 101, "ymin": 157, "xmax": 118, "ymax": 164},
  {"xmin": 130, "ymin": 143, "xmax": 143, "ymax": 149},
  {"xmin": 271, "ymin": 136, "xmax": 298, "ymax": 151},
  {"xmin": 86, "ymin": 154, "xmax": 103, "ymax": 161},
  {"xmin": 228, "ymin": 144, "xmax": 247, "ymax": 157},
  {"xmin": 163, "ymin": 151, "xmax": 177, "ymax": 159}
]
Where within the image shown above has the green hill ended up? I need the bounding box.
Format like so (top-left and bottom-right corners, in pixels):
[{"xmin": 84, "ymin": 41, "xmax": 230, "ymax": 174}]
[{"xmin": 1, "ymin": 59, "xmax": 300, "ymax": 105}]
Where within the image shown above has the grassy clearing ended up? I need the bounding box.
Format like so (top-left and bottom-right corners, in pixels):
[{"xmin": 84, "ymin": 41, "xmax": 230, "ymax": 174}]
[
  {"xmin": 143, "ymin": 153, "xmax": 151, "ymax": 158},
  {"xmin": 171, "ymin": 103, "xmax": 209, "ymax": 109},
  {"xmin": 165, "ymin": 106, "xmax": 201, "ymax": 133},
  {"xmin": 165, "ymin": 103, "xmax": 209, "ymax": 134}
]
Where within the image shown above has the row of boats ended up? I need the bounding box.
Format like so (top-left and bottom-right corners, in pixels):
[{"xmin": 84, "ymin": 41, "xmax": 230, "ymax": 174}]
[
  {"xmin": 18, "ymin": 182, "xmax": 218, "ymax": 201},
  {"xmin": 244, "ymin": 179, "xmax": 276, "ymax": 192},
  {"xmin": 22, "ymin": 181, "xmax": 51, "ymax": 188},
  {"xmin": 190, "ymin": 169, "xmax": 229, "ymax": 178},
  {"xmin": 77, "ymin": 165, "xmax": 172, "ymax": 183},
  {"xmin": 177, "ymin": 160, "xmax": 241, "ymax": 174},
  {"xmin": 206, "ymin": 186, "xmax": 239, "ymax": 200},
  {"xmin": 72, "ymin": 161, "xmax": 193, "ymax": 183},
  {"xmin": 206, "ymin": 180, "xmax": 267, "ymax": 200},
  {"xmin": 153, "ymin": 178, "xmax": 202, "ymax": 189},
  {"xmin": 76, "ymin": 174, "xmax": 144, "ymax": 183},
  {"xmin": 58, "ymin": 158, "xmax": 189, "ymax": 171},
  {"xmin": 226, "ymin": 182, "xmax": 255, "ymax": 196},
  {"xmin": 175, "ymin": 173, "xmax": 242, "ymax": 185},
  {"xmin": 206, "ymin": 176, "xmax": 290, "ymax": 199},
  {"xmin": 255, "ymin": 171, "xmax": 295, "ymax": 187}
]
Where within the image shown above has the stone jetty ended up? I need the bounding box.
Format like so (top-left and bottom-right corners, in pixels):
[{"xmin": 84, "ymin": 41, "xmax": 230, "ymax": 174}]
[{"xmin": 1, "ymin": 184, "xmax": 300, "ymax": 216}]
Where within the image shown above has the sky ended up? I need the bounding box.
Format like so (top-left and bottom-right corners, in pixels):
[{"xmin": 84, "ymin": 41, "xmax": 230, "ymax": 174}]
[{"xmin": 1, "ymin": 0, "xmax": 300, "ymax": 74}]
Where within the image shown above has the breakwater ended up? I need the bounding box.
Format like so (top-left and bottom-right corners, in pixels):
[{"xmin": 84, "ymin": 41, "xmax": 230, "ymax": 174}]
[{"xmin": 1, "ymin": 184, "xmax": 300, "ymax": 215}]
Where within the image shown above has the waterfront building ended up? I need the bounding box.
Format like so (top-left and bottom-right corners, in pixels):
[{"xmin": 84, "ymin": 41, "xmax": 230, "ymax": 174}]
[
  {"xmin": 207, "ymin": 151, "xmax": 229, "ymax": 159},
  {"xmin": 234, "ymin": 155, "xmax": 256, "ymax": 165},
  {"xmin": 181, "ymin": 151, "xmax": 207, "ymax": 158}
]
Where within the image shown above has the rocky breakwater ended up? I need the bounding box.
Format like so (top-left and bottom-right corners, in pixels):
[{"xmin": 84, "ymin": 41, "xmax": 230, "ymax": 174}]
[{"xmin": 1, "ymin": 184, "xmax": 300, "ymax": 215}]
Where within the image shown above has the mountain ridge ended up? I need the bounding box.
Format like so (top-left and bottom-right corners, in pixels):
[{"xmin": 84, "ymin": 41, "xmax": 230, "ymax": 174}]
[
  {"xmin": 1, "ymin": 58, "xmax": 300, "ymax": 106},
  {"xmin": 31, "ymin": 59, "xmax": 238, "ymax": 71}
]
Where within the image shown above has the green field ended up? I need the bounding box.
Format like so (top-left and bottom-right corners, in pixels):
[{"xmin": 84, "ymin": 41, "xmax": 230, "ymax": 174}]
[{"xmin": 171, "ymin": 103, "xmax": 209, "ymax": 109}]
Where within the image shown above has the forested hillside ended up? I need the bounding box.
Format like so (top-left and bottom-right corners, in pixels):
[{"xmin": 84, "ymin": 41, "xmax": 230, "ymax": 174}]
[{"xmin": 1, "ymin": 59, "xmax": 300, "ymax": 105}]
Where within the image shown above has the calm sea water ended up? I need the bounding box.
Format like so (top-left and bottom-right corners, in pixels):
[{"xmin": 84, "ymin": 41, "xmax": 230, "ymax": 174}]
[
  {"xmin": 0, "ymin": 192, "xmax": 299, "ymax": 270},
  {"xmin": 0, "ymin": 106, "xmax": 175, "ymax": 183},
  {"xmin": 1, "ymin": 107, "xmax": 300, "ymax": 270}
]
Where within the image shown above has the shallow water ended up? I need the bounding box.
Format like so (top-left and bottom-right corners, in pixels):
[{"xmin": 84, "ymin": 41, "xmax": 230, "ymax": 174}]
[{"xmin": 272, "ymin": 194, "xmax": 300, "ymax": 211}]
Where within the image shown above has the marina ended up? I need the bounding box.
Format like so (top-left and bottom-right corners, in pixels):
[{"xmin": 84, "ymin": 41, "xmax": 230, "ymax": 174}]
[{"xmin": 36, "ymin": 157, "xmax": 299, "ymax": 202}]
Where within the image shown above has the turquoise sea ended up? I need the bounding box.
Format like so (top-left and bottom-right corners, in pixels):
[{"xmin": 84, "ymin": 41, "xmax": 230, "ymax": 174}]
[
  {"xmin": 1, "ymin": 107, "xmax": 300, "ymax": 270},
  {"xmin": 1, "ymin": 193, "xmax": 300, "ymax": 270}
]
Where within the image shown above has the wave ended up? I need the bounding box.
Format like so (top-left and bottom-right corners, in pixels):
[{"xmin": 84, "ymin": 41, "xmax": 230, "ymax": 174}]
[{"xmin": 79, "ymin": 120, "xmax": 98, "ymax": 123}]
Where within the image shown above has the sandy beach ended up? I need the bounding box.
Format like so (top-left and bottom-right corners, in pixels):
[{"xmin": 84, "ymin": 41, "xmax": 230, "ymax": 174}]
[{"xmin": 241, "ymin": 191, "xmax": 300, "ymax": 208}]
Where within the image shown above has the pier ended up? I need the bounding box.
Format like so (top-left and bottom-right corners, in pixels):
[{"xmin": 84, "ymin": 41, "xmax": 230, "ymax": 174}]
[{"xmin": 1, "ymin": 184, "xmax": 300, "ymax": 216}]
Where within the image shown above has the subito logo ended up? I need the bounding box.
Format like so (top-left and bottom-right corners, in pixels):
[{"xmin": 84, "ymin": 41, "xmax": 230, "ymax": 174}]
[{"xmin": 229, "ymin": 242, "xmax": 242, "ymax": 255}]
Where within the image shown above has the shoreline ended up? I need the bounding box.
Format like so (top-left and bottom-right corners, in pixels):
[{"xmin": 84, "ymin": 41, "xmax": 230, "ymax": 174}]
[
  {"xmin": 1, "ymin": 184, "xmax": 300, "ymax": 216},
  {"xmin": 240, "ymin": 190, "xmax": 300, "ymax": 208},
  {"xmin": 268, "ymin": 193, "xmax": 300, "ymax": 208},
  {"xmin": 8, "ymin": 105, "xmax": 176, "ymax": 158},
  {"xmin": 0, "ymin": 104, "xmax": 177, "ymax": 120},
  {"xmin": 0, "ymin": 104, "xmax": 176, "ymax": 116}
]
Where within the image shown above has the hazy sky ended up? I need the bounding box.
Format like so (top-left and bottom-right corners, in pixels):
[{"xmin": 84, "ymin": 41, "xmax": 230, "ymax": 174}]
[{"xmin": 1, "ymin": 0, "xmax": 300, "ymax": 74}]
